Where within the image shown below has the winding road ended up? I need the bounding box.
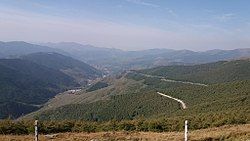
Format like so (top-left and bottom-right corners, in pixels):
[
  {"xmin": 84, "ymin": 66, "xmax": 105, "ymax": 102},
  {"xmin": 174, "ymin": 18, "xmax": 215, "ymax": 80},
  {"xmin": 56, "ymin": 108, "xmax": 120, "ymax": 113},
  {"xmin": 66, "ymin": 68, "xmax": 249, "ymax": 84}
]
[
  {"xmin": 157, "ymin": 92, "xmax": 187, "ymax": 109},
  {"xmin": 130, "ymin": 71, "xmax": 209, "ymax": 109},
  {"xmin": 136, "ymin": 72, "xmax": 208, "ymax": 87},
  {"xmin": 160, "ymin": 78, "xmax": 208, "ymax": 87}
]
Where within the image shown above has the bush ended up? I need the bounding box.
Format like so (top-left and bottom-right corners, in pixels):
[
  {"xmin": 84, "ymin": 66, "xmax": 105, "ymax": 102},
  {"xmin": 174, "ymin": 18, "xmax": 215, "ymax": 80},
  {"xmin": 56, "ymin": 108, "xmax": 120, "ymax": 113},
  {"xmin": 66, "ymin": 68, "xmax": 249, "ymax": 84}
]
[{"xmin": 0, "ymin": 120, "xmax": 29, "ymax": 135}]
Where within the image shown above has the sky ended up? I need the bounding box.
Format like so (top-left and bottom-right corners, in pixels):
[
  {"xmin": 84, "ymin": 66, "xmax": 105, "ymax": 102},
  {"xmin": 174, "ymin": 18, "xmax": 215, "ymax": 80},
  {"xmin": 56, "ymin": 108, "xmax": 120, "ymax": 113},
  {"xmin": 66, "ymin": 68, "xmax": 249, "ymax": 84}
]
[{"xmin": 0, "ymin": 0, "xmax": 250, "ymax": 51}]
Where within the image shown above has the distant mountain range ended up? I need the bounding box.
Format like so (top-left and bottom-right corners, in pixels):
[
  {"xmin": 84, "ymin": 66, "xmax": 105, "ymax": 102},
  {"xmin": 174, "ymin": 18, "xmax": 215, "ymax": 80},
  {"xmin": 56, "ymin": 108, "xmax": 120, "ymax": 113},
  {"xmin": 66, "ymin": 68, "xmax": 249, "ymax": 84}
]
[
  {"xmin": 41, "ymin": 42, "xmax": 250, "ymax": 73},
  {"xmin": 0, "ymin": 41, "xmax": 68, "ymax": 58},
  {"xmin": 1, "ymin": 41, "xmax": 250, "ymax": 74}
]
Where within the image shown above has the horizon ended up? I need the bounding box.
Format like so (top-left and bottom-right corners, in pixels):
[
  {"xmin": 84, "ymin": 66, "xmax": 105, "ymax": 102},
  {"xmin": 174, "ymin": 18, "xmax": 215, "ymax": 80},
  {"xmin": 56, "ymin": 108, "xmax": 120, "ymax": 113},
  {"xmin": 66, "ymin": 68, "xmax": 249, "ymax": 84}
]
[
  {"xmin": 2, "ymin": 40, "xmax": 250, "ymax": 52},
  {"xmin": 0, "ymin": 0, "xmax": 250, "ymax": 51}
]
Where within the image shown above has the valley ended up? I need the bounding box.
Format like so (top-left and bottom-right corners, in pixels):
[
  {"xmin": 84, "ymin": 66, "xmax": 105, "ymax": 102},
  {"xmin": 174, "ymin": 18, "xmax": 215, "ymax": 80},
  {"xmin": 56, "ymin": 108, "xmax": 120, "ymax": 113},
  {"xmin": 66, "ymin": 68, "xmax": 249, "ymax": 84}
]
[
  {"xmin": 21, "ymin": 59, "xmax": 250, "ymax": 131},
  {"xmin": 1, "ymin": 1, "xmax": 250, "ymax": 140},
  {"xmin": 0, "ymin": 41, "xmax": 249, "ymax": 140},
  {"xmin": 0, "ymin": 51, "xmax": 102, "ymax": 119}
]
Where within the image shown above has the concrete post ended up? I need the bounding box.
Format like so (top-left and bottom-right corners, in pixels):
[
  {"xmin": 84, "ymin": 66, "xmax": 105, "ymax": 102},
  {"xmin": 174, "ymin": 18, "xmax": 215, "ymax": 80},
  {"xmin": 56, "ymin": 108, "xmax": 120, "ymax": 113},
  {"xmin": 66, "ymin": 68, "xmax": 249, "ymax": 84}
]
[
  {"xmin": 35, "ymin": 120, "xmax": 38, "ymax": 141},
  {"xmin": 184, "ymin": 120, "xmax": 188, "ymax": 141}
]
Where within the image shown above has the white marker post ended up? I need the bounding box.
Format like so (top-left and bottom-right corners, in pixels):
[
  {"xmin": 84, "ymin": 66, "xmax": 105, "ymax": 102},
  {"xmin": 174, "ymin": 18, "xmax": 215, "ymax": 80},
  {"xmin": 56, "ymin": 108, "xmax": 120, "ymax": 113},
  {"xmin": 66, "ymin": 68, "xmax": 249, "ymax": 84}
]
[
  {"xmin": 35, "ymin": 120, "xmax": 38, "ymax": 141},
  {"xmin": 184, "ymin": 120, "xmax": 188, "ymax": 141}
]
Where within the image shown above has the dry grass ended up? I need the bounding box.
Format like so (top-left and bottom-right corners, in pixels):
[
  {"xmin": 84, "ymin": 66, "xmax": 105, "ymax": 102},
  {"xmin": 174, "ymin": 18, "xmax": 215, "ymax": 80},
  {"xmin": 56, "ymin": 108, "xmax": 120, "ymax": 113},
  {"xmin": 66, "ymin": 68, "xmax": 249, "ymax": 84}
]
[{"xmin": 0, "ymin": 124, "xmax": 249, "ymax": 141}]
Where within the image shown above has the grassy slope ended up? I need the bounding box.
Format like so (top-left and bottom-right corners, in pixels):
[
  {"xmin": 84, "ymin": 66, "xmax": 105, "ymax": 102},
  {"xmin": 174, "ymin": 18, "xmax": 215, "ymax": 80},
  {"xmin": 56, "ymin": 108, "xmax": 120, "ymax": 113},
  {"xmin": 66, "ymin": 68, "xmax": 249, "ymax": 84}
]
[{"xmin": 0, "ymin": 124, "xmax": 249, "ymax": 141}]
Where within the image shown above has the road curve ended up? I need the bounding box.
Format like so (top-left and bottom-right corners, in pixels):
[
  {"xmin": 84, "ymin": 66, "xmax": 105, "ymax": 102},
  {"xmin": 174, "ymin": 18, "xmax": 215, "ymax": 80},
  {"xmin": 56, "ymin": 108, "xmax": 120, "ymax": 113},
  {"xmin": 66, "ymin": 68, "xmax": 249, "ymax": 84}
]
[
  {"xmin": 157, "ymin": 92, "xmax": 187, "ymax": 109},
  {"xmin": 160, "ymin": 78, "xmax": 208, "ymax": 87},
  {"xmin": 135, "ymin": 72, "xmax": 208, "ymax": 87}
]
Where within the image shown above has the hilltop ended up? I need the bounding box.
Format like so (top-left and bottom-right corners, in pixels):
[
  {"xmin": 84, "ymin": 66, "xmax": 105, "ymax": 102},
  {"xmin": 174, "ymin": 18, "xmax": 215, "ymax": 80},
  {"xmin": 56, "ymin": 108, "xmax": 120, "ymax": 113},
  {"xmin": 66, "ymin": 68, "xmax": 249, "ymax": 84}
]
[
  {"xmin": 0, "ymin": 41, "xmax": 67, "ymax": 58},
  {"xmin": 137, "ymin": 59, "xmax": 250, "ymax": 84}
]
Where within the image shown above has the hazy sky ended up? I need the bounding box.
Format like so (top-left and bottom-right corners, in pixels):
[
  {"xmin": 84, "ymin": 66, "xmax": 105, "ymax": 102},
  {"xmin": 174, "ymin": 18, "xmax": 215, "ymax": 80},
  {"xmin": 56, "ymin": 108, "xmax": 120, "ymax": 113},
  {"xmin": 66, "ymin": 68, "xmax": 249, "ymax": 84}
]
[{"xmin": 0, "ymin": 0, "xmax": 250, "ymax": 51}]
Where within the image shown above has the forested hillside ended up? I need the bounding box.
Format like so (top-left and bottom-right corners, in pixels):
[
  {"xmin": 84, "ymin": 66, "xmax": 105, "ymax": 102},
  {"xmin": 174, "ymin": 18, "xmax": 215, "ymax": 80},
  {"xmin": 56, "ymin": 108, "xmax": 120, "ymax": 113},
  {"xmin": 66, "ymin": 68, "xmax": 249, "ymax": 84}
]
[
  {"xmin": 0, "ymin": 59, "xmax": 78, "ymax": 119},
  {"xmin": 21, "ymin": 52, "xmax": 102, "ymax": 85},
  {"xmin": 137, "ymin": 59, "xmax": 250, "ymax": 84},
  {"xmin": 28, "ymin": 59, "xmax": 249, "ymax": 130}
]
